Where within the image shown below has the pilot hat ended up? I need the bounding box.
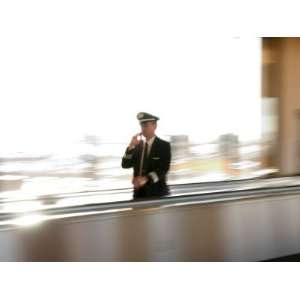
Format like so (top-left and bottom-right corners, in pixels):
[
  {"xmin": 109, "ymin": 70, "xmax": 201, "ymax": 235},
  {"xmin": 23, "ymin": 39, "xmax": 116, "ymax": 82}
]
[{"xmin": 137, "ymin": 112, "xmax": 160, "ymax": 124}]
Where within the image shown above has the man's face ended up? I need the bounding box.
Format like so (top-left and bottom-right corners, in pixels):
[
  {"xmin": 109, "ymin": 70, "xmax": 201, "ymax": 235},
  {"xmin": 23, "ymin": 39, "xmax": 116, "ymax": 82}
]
[{"xmin": 140, "ymin": 121, "xmax": 157, "ymax": 138}]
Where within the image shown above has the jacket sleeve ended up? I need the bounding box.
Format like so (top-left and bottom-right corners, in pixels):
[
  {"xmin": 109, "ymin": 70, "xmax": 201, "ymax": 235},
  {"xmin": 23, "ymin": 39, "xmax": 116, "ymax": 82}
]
[
  {"xmin": 147, "ymin": 142, "xmax": 171, "ymax": 183},
  {"xmin": 121, "ymin": 147, "xmax": 137, "ymax": 169}
]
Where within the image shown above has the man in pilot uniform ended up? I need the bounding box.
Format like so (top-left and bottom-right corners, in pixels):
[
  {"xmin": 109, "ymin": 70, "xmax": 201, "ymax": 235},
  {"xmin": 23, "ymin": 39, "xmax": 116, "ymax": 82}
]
[{"xmin": 121, "ymin": 112, "xmax": 171, "ymax": 199}]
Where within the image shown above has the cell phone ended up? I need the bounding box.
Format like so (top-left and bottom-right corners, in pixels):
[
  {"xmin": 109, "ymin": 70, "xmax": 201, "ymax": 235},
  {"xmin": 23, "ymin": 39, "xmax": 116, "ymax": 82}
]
[{"xmin": 139, "ymin": 133, "xmax": 145, "ymax": 141}]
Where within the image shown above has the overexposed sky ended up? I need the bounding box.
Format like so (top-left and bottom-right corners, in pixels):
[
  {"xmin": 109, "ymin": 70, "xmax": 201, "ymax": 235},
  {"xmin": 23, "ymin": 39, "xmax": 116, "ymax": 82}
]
[{"xmin": 0, "ymin": 2, "xmax": 261, "ymax": 153}]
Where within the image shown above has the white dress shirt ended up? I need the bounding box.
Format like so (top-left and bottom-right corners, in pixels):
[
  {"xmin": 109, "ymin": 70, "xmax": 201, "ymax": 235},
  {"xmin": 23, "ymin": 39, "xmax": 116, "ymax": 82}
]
[{"xmin": 146, "ymin": 135, "xmax": 156, "ymax": 156}]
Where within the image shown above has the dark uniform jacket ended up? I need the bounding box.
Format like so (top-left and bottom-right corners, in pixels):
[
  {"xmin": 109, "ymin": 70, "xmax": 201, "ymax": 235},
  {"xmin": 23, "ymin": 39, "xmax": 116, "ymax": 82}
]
[{"xmin": 121, "ymin": 136, "xmax": 171, "ymax": 198}]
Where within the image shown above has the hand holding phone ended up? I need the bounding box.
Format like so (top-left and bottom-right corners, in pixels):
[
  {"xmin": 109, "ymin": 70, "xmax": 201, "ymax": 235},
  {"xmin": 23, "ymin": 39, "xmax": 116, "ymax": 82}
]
[{"xmin": 129, "ymin": 132, "xmax": 142, "ymax": 149}]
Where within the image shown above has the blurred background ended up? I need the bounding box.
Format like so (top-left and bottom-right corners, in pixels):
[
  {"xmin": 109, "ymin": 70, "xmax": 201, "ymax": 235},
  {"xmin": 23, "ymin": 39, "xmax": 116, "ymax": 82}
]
[
  {"xmin": 3, "ymin": 1, "xmax": 300, "ymax": 263},
  {"xmin": 0, "ymin": 34, "xmax": 279, "ymax": 202}
]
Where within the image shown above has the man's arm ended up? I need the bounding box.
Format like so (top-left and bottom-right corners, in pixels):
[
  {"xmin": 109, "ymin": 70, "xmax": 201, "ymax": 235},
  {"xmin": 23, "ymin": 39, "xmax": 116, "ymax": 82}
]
[
  {"xmin": 121, "ymin": 133, "xmax": 141, "ymax": 169},
  {"xmin": 121, "ymin": 146, "xmax": 137, "ymax": 169}
]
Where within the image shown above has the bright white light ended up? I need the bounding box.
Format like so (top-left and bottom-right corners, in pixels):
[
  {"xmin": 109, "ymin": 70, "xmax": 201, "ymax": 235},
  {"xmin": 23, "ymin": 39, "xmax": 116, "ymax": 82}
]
[
  {"xmin": 0, "ymin": 2, "xmax": 262, "ymax": 151},
  {"xmin": 3, "ymin": 201, "xmax": 42, "ymax": 213},
  {"xmin": 12, "ymin": 214, "xmax": 45, "ymax": 227}
]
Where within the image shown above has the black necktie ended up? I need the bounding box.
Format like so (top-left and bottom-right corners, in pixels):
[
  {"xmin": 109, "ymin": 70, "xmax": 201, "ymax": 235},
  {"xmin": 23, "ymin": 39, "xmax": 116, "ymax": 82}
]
[
  {"xmin": 139, "ymin": 141, "xmax": 148, "ymax": 176},
  {"xmin": 142, "ymin": 142, "xmax": 148, "ymax": 173}
]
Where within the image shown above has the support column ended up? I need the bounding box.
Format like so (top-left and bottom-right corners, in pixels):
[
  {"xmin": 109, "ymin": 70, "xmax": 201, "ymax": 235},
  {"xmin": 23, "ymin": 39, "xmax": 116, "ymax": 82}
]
[{"xmin": 278, "ymin": 38, "xmax": 300, "ymax": 175}]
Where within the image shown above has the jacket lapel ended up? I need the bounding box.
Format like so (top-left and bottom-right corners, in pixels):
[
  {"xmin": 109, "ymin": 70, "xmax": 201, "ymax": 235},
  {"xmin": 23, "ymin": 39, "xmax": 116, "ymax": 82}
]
[{"xmin": 148, "ymin": 137, "xmax": 158, "ymax": 158}]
